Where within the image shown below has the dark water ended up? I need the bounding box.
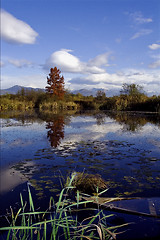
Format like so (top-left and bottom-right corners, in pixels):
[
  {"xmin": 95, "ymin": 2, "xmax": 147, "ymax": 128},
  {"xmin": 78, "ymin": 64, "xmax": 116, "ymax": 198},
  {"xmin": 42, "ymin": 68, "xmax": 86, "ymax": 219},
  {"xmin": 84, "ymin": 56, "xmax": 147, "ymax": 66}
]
[{"xmin": 0, "ymin": 110, "xmax": 160, "ymax": 239}]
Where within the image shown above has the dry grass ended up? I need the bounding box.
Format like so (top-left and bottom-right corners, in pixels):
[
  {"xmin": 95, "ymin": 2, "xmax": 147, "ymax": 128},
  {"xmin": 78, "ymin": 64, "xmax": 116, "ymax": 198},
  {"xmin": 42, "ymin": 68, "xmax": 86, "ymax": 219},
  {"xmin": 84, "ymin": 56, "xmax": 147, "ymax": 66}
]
[{"xmin": 66, "ymin": 172, "xmax": 108, "ymax": 194}]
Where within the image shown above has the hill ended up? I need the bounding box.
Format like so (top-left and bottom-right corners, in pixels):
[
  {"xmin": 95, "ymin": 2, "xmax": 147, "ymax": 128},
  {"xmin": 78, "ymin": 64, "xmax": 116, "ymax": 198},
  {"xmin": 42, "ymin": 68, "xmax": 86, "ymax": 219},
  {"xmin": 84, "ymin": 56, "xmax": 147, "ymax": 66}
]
[{"xmin": 0, "ymin": 85, "xmax": 45, "ymax": 95}]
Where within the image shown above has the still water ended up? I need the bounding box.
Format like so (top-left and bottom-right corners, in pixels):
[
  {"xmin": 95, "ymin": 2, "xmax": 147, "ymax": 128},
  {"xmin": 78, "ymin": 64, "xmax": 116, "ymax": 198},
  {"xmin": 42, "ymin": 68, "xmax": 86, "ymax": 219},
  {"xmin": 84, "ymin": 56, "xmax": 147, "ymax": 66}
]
[{"xmin": 0, "ymin": 110, "xmax": 160, "ymax": 239}]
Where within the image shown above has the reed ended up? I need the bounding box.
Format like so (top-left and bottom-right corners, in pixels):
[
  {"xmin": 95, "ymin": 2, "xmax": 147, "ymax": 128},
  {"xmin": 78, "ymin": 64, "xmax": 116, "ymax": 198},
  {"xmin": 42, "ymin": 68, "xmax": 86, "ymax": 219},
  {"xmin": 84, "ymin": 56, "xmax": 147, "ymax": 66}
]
[
  {"xmin": 39, "ymin": 100, "xmax": 79, "ymax": 111},
  {"xmin": 0, "ymin": 97, "xmax": 34, "ymax": 111},
  {"xmin": 0, "ymin": 174, "xmax": 128, "ymax": 240}
]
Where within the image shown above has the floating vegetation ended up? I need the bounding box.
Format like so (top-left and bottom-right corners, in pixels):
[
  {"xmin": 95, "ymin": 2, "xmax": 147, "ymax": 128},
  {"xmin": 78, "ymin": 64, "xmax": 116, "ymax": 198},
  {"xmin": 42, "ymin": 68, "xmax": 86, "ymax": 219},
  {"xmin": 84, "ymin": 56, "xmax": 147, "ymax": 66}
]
[
  {"xmin": 8, "ymin": 137, "xmax": 160, "ymax": 200},
  {"xmin": 66, "ymin": 171, "xmax": 108, "ymax": 194}
]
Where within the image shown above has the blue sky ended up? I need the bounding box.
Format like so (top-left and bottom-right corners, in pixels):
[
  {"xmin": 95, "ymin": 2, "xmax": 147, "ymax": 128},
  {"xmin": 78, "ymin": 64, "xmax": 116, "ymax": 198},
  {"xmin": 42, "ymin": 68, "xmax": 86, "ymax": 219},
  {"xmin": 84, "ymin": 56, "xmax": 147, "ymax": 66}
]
[{"xmin": 1, "ymin": 0, "xmax": 160, "ymax": 95}]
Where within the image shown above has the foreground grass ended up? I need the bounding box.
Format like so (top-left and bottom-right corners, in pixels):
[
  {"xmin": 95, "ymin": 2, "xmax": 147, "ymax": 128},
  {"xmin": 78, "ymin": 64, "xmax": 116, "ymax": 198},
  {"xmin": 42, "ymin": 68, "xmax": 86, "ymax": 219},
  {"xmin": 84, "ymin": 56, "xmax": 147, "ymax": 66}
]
[{"xmin": 0, "ymin": 175, "xmax": 128, "ymax": 240}]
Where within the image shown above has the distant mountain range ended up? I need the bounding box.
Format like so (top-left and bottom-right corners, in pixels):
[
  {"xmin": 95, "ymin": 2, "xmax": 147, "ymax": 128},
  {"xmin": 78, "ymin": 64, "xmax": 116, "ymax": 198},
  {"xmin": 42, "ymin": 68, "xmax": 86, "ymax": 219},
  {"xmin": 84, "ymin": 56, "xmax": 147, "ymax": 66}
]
[
  {"xmin": 0, "ymin": 85, "xmax": 45, "ymax": 95},
  {"xmin": 0, "ymin": 85, "xmax": 120, "ymax": 97},
  {"xmin": 1, "ymin": 85, "xmax": 159, "ymax": 97}
]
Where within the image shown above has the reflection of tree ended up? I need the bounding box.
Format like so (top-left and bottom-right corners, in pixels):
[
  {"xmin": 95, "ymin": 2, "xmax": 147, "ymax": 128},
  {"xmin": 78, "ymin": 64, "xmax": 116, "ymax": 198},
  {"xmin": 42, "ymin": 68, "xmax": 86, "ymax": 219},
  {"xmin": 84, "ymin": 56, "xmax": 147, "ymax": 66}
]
[
  {"xmin": 94, "ymin": 113, "xmax": 106, "ymax": 125},
  {"xmin": 104, "ymin": 111, "xmax": 160, "ymax": 132},
  {"xmin": 46, "ymin": 115, "xmax": 65, "ymax": 148},
  {"xmin": 116, "ymin": 114, "xmax": 146, "ymax": 132}
]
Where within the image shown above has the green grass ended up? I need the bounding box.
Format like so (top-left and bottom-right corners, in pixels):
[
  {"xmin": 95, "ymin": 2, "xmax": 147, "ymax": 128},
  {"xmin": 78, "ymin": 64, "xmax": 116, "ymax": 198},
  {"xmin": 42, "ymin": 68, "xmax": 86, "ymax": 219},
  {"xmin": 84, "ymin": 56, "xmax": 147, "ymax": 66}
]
[
  {"xmin": 0, "ymin": 175, "xmax": 128, "ymax": 240},
  {"xmin": 0, "ymin": 97, "xmax": 34, "ymax": 111},
  {"xmin": 39, "ymin": 100, "xmax": 79, "ymax": 111}
]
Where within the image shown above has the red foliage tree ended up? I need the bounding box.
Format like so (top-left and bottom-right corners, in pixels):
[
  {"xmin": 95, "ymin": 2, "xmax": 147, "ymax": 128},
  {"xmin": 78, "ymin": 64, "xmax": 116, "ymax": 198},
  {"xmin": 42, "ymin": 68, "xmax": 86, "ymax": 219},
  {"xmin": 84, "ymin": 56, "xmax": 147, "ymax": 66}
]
[{"xmin": 46, "ymin": 67, "xmax": 65, "ymax": 99}]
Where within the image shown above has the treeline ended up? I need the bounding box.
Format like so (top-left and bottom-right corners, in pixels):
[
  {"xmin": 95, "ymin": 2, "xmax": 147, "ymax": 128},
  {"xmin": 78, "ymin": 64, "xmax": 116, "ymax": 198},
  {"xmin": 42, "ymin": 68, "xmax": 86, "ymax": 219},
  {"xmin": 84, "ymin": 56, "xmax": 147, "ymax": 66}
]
[
  {"xmin": 0, "ymin": 89, "xmax": 85, "ymax": 111},
  {"xmin": 0, "ymin": 84, "xmax": 160, "ymax": 113},
  {"xmin": 100, "ymin": 94, "xmax": 160, "ymax": 112}
]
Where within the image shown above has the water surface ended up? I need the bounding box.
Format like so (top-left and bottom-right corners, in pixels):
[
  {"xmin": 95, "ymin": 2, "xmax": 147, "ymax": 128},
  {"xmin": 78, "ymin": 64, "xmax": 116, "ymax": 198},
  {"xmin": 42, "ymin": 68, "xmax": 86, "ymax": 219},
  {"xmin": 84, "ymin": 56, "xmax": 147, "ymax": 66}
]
[{"xmin": 0, "ymin": 110, "xmax": 160, "ymax": 239}]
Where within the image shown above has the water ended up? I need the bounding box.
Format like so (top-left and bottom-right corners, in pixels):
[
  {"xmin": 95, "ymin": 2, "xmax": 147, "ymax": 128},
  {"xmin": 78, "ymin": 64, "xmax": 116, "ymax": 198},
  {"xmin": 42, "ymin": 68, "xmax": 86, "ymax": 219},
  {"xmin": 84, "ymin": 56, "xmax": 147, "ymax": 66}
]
[{"xmin": 0, "ymin": 110, "xmax": 160, "ymax": 239}]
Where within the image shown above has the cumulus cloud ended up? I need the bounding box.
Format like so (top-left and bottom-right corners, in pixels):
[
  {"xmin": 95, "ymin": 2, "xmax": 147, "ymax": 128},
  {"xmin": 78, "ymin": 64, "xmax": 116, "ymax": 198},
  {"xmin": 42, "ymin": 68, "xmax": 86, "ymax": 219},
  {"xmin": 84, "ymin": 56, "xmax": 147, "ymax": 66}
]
[
  {"xmin": 130, "ymin": 29, "xmax": 152, "ymax": 40},
  {"xmin": 44, "ymin": 49, "xmax": 82, "ymax": 73},
  {"xmin": 69, "ymin": 68, "xmax": 160, "ymax": 94},
  {"xmin": 43, "ymin": 49, "xmax": 160, "ymax": 95},
  {"xmin": 8, "ymin": 58, "xmax": 33, "ymax": 68},
  {"xmin": 1, "ymin": 9, "xmax": 38, "ymax": 44},
  {"xmin": 44, "ymin": 49, "xmax": 107, "ymax": 74},
  {"xmin": 148, "ymin": 43, "xmax": 160, "ymax": 50}
]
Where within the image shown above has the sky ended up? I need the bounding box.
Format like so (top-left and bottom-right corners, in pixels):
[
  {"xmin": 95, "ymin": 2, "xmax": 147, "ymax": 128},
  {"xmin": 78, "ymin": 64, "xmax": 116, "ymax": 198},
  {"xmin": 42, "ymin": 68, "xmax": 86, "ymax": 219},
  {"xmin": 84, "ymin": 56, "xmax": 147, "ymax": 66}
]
[{"xmin": 1, "ymin": 0, "xmax": 160, "ymax": 96}]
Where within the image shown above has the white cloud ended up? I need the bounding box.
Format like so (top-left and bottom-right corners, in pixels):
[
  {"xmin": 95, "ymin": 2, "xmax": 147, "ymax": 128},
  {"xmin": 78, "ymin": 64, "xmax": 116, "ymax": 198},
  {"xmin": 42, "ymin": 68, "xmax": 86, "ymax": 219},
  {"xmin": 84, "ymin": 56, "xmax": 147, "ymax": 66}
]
[
  {"xmin": 88, "ymin": 52, "xmax": 110, "ymax": 67},
  {"xmin": 69, "ymin": 68, "xmax": 160, "ymax": 95},
  {"xmin": 0, "ymin": 61, "xmax": 5, "ymax": 67},
  {"xmin": 44, "ymin": 49, "xmax": 82, "ymax": 73},
  {"xmin": 44, "ymin": 49, "xmax": 160, "ymax": 95},
  {"xmin": 44, "ymin": 49, "xmax": 107, "ymax": 74},
  {"xmin": 1, "ymin": 74, "xmax": 46, "ymax": 89},
  {"xmin": 148, "ymin": 60, "xmax": 160, "ymax": 69},
  {"xmin": 8, "ymin": 58, "xmax": 33, "ymax": 68},
  {"xmin": 148, "ymin": 53, "xmax": 160, "ymax": 69},
  {"xmin": 148, "ymin": 43, "xmax": 160, "ymax": 50},
  {"xmin": 130, "ymin": 11, "xmax": 153, "ymax": 24},
  {"xmin": 130, "ymin": 29, "xmax": 152, "ymax": 40},
  {"xmin": 1, "ymin": 9, "xmax": 38, "ymax": 44}
]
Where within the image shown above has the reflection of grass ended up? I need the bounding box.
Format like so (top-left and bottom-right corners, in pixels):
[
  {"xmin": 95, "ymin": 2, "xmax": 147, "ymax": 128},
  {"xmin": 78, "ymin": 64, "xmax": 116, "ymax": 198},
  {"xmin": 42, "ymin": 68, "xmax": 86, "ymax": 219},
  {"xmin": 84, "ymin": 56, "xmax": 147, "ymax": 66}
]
[{"xmin": 0, "ymin": 177, "xmax": 128, "ymax": 240}]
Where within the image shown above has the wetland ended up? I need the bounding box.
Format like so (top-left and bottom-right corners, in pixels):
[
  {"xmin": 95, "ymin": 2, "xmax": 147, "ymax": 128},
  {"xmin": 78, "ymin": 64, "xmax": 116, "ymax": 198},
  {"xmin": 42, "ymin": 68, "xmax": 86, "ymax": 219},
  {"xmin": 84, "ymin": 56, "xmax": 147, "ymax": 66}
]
[{"xmin": 0, "ymin": 110, "xmax": 160, "ymax": 239}]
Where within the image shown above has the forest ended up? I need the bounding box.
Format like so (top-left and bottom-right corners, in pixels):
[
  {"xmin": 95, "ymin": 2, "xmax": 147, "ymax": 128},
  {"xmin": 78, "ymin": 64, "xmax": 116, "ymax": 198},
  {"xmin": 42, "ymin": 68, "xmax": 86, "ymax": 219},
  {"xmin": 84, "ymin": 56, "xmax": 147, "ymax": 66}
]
[{"xmin": 0, "ymin": 67, "xmax": 160, "ymax": 113}]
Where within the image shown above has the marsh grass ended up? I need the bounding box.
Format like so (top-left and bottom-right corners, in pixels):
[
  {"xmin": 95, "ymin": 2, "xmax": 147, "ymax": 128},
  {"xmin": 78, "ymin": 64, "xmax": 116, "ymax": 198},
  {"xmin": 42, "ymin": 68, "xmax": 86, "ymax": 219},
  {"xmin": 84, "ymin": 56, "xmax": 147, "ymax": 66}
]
[
  {"xmin": 0, "ymin": 174, "xmax": 128, "ymax": 240},
  {"xmin": 39, "ymin": 101, "xmax": 79, "ymax": 111},
  {"xmin": 66, "ymin": 172, "xmax": 108, "ymax": 194},
  {"xmin": 0, "ymin": 97, "xmax": 34, "ymax": 111}
]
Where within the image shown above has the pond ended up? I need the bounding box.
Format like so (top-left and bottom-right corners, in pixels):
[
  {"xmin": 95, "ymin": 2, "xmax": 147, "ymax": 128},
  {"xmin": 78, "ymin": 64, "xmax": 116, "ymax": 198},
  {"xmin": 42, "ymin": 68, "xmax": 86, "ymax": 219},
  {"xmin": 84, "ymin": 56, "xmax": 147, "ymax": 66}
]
[{"xmin": 0, "ymin": 110, "xmax": 160, "ymax": 239}]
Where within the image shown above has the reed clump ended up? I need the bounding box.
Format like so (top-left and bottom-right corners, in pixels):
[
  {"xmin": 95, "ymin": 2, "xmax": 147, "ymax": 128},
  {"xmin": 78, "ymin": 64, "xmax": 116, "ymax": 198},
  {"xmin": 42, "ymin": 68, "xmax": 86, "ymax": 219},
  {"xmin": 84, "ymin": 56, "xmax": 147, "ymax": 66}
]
[
  {"xmin": 39, "ymin": 101, "xmax": 79, "ymax": 111},
  {"xmin": 66, "ymin": 172, "xmax": 108, "ymax": 194},
  {"xmin": 0, "ymin": 98, "xmax": 34, "ymax": 111}
]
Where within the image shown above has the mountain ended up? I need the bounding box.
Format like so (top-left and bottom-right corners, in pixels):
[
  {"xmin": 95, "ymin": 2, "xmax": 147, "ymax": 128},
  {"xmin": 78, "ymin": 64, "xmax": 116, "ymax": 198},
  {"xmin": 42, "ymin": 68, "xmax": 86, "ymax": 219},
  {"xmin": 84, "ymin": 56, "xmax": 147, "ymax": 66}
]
[
  {"xmin": 1, "ymin": 85, "xmax": 120, "ymax": 97},
  {"xmin": 72, "ymin": 88, "xmax": 120, "ymax": 97},
  {"xmin": 0, "ymin": 85, "xmax": 45, "ymax": 95}
]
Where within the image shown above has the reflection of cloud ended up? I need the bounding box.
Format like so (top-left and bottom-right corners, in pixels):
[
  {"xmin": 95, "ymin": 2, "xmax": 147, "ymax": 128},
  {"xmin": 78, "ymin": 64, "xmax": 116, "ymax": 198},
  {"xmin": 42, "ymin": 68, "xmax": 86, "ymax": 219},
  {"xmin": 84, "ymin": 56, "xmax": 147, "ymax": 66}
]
[
  {"xmin": 148, "ymin": 139, "xmax": 160, "ymax": 149},
  {"xmin": 1, "ymin": 9, "xmax": 38, "ymax": 44},
  {"xmin": 60, "ymin": 119, "xmax": 122, "ymax": 150},
  {"xmin": 10, "ymin": 139, "xmax": 33, "ymax": 147},
  {"xmin": 0, "ymin": 166, "xmax": 27, "ymax": 194}
]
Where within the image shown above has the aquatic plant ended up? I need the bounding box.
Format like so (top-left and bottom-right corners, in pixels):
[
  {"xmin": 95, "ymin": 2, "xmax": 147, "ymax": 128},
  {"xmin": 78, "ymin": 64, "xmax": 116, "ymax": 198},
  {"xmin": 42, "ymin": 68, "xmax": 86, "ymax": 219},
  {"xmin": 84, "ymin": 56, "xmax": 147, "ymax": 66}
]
[
  {"xmin": 0, "ymin": 175, "xmax": 128, "ymax": 240},
  {"xmin": 66, "ymin": 171, "xmax": 108, "ymax": 194}
]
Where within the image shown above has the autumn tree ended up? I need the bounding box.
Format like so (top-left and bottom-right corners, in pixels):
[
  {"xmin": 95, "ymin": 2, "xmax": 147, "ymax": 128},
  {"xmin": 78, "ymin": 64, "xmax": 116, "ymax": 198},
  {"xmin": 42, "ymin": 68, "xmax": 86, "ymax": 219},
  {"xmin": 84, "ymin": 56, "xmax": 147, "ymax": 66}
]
[{"xmin": 46, "ymin": 67, "xmax": 65, "ymax": 100}]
